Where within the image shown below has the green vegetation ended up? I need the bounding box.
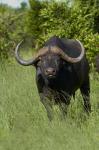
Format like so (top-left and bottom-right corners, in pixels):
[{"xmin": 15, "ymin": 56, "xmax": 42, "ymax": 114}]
[
  {"xmin": 0, "ymin": 0, "xmax": 99, "ymax": 62},
  {"xmin": 0, "ymin": 3, "xmax": 28, "ymax": 59},
  {"xmin": 27, "ymin": 0, "xmax": 99, "ymax": 62},
  {"xmin": 0, "ymin": 62, "xmax": 99, "ymax": 150}
]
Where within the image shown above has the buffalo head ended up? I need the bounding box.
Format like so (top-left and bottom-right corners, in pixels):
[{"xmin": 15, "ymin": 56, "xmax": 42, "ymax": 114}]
[
  {"xmin": 15, "ymin": 38, "xmax": 84, "ymax": 79},
  {"xmin": 34, "ymin": 52, "xmax": 63, "ymax": 79}
]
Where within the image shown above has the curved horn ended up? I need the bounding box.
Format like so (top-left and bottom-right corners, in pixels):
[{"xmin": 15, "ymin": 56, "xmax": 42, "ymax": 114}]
[
  {"xmin": 15, "ymin": 40, "xmax": 50, "ymax": 66},
  {"xmin": 15, "ymin": 40, "xmax": 36, "ymax": 66},
  {"xmin": 52, "ymin": 40, "xmax": 85, "ymax": 63}
]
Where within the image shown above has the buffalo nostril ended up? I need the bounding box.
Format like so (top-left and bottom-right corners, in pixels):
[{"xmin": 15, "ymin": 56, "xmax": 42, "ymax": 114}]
[
  {"xmin": 45, "ymin": 68, "xmax": 56, "ymax": 75},
  {"xmin": 52, "ymin": 69, "xmax": 56, "ymax": 73}
]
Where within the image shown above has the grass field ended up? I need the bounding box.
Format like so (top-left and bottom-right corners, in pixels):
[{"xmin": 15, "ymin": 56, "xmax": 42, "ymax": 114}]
[{"xmin": 0, "ymin": 61, "xmax": 99, "ymax": 150}]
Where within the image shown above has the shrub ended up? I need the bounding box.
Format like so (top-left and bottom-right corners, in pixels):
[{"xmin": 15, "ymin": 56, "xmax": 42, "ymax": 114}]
[{"xmin": 27, "ymin": 0, "xmax": 99, "ymax": 63}]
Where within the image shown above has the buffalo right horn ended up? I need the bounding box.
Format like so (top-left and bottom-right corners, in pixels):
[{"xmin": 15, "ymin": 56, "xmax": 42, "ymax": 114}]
[
  {"xmin": 15, "ymin": 40, "xmax": 49, "ymax": 66},
  {"xmin": 15, "ymin": 40, "xmax": 36, "ymax": 66}
]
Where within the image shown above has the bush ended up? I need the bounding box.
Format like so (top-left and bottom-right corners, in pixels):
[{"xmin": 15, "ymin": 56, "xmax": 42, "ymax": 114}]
[
  {"xmin": 0, "ymin": 1, "xmax": 99, "ymax": 63},
  {"xmin": 27, "ymin": 0, "xmax": 99, "ymax": 63},
  {"xmin": 0, "ymin": 4, "xmax": 28, "ymax": 60}
]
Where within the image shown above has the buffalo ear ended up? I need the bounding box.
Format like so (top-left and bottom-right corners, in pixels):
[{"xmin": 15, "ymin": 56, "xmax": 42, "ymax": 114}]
[{"xmin": 33, "ymin": 59, "xmax": 41, "ymax": 67}]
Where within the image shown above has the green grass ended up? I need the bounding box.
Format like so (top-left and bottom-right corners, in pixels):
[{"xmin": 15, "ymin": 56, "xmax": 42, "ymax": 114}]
[{"xmin": 0, "ymin": 61, "xmax": 99, "ymax": 150}]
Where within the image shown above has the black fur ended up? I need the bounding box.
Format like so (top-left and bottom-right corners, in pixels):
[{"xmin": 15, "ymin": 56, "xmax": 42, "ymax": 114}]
[{"xmin": 35, "ymin": 36, "xmax": 91, "ymax": 120}]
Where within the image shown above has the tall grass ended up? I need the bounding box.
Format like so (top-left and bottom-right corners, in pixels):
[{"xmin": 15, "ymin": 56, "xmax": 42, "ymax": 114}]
[{"xmin": 0, "ymin": 61, "xmax": 99, "ymax": 150}]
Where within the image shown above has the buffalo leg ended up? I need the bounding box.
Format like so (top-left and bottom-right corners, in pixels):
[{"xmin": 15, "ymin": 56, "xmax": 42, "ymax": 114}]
[
  {"xmin": 80, "ymin": 81, "xmax": 91, "ymax": 113},
  {"xmin": 59, "ymin": 103, "xmax": 68, "ymax": 118},
  {"xmin": 58, "ymin": 93, "xmax": 71, "ymax": 117},
  {"xmin": 40, "ymin": 93, "xmax": 53, "ymax": 121}
]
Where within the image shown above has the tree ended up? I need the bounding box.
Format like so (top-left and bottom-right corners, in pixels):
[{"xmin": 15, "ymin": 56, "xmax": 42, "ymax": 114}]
[
  {"xmin": 20, "ymin": 2, "xmax": 27, "ymax": 10},
  {"xmin": 0, "ymin": 4, "xmax": 28, "ymax": 59},
  {"xmin": 26, "ymin": 0, "xmax": 99, "ymax": 63},
  {"xmin": 27, "ymin": 0, "xmax": 42, "ymax": 39},
  {"xmin": 0, "ymin": 0, "xmax": 99, "ymax": 63}
]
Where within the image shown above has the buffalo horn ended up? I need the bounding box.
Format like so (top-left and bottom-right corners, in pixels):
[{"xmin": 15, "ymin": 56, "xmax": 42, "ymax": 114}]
[
  {"xmin": 15, "ymin": 40, "xmax": 49, "ymax": 66},
  {"xmin": 51, "ymin": 40, "xmax": 84, "ymax": 63}
]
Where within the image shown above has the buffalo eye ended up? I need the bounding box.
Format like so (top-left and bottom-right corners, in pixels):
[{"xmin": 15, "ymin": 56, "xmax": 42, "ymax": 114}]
[
  {"xmin": 39, "ymin": 57, "xmax": 41, "ymax": 60},
  {"xmin": 33, "ymin": 59, "xmax": 41, "ymax": 67}
]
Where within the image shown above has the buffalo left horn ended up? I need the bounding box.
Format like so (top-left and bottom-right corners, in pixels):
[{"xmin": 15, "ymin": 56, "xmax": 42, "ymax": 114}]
[{"xmin": 51, "ymin": 40, "xmax": 85, "ymax": 63}]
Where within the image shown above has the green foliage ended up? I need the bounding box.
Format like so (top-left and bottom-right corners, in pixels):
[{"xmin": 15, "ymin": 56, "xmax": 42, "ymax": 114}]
[
  {"xmin": 72, "ymin": 0, "xmax": 99, "ymax": 61},
  {"xmin": 0, "ymin": 4, "xmax": 28, "ymax": 59},
  {"xmin": 27, "ymin": 0, "xmax": 71, "ymax": 45},
  {"xmin": 0, "ymin": 5, "xmax": 14, "ymax": 59},
  {"xmin": 27, "ymin": 0, "xmax": 99, "ymax": 63},
  {"xmin": 0, "ymin": 0, "xmax": 99, "ymax": 63},
  {"xmin": 27, "ymin": 0, "xmax": 42, "ymax": 39},
  {"xmin": 20, "ymin": 1, "xmax": 28, "ymax": 10},
  {"xmin": 39, "ymin": 1, "xmax": 71, "ymax": 41}
]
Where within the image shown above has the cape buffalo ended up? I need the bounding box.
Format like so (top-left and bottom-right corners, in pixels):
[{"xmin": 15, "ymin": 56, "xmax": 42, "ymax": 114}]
[{"xmin": 15, "ymin": 36, "xmax": 91, "ymax": 120}]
